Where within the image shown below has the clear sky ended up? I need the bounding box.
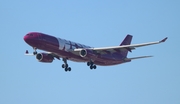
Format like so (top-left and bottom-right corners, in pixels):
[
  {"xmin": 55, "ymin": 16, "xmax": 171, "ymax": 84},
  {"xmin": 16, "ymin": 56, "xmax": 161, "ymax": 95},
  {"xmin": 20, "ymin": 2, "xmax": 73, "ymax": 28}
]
[{"xmin": 0, "ymin": 0, "xmax": 179, "ymax": 104}]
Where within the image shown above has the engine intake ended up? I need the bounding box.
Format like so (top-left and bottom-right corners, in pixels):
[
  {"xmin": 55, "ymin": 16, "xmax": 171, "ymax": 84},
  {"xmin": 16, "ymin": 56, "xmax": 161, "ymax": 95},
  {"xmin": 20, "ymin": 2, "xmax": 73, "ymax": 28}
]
[
  {"xmin": 36, "ymin": 53, "xmax": 54, "ymax": 63},
  {"xmin": 79, "ymin": 49, "xmax": 97, "ymax": 59}
]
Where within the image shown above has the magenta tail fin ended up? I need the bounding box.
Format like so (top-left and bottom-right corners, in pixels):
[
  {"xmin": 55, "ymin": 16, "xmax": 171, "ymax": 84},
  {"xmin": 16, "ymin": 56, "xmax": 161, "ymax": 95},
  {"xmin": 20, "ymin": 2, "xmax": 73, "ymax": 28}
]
[
  {"xmin": 120, "ymin": 35, "xmax": 133, "ymax": 46},
  {"xmin": 120, "ymin": 34, "xmax": 133, "ymax": 57}
]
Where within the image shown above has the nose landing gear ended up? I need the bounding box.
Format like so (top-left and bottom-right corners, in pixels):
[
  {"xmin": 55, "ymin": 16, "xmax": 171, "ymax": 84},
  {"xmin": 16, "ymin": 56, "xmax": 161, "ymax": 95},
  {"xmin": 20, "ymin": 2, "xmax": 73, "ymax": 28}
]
[{"xmin": 33, "ymin": 47, "xmax": 37, "ymax": 55}]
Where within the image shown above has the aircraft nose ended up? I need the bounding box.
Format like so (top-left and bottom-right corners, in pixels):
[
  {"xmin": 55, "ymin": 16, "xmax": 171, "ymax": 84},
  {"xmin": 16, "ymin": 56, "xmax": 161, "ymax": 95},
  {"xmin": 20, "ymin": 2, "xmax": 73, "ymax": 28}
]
[
  {"xmin": 24, "ymin": 35, "xmax": 32, "ymax": 43},
  {"xmin": 23, "ymin": 35, "xmax": 28, "ymax": 42}
]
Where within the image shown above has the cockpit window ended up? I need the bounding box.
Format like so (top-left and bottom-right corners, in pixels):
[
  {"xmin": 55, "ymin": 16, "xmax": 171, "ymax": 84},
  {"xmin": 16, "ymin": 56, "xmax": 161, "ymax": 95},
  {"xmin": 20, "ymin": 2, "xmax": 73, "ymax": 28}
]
[{"xmin": 27, "ymin": 34, "xmax": 33, "ymax": 36}]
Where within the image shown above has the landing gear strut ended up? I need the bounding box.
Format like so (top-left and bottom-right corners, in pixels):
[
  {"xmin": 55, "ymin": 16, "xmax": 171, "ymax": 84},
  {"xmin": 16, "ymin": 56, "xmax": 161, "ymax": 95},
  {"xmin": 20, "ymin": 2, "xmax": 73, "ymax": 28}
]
[
  {"xmin": 62, "ymin": 58, "xmax": 71, "ymax": 72},
  {"xmin": 33, "ymin": 47, "xmax": 37, "ymax": 55},
  {"xmin": 87, "ymin": 61, "xmax": 97, "ymax": 69}
]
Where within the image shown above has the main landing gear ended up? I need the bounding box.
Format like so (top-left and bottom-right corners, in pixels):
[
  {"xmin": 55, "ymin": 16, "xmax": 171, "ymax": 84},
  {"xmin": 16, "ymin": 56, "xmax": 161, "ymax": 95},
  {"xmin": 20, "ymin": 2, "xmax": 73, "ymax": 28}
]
[
  {"xmin": 62, "ymin": 58, "xmax": 71, "ymax": 72},
  {"xmin": 87, "ymin": 61, "xmax": 97, "ymax": 69}
]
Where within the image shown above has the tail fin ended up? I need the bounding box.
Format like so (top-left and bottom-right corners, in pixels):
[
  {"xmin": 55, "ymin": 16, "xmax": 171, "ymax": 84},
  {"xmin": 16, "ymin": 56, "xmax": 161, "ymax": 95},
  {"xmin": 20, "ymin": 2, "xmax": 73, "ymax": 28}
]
[
  {"xmin": 120, "ymin": 35, "xmax": 133, "ymax": 57},
  {"xmin": 120, "ymin": 35, "xmax": 133, "ymax": 46}
]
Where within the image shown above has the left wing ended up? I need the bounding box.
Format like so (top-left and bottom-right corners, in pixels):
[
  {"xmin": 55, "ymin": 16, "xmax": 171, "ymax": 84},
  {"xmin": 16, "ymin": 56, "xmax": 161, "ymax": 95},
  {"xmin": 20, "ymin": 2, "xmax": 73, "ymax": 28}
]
[{"xmin": 73, "ymin": 37, "xmax": 168, "ymax": 53}]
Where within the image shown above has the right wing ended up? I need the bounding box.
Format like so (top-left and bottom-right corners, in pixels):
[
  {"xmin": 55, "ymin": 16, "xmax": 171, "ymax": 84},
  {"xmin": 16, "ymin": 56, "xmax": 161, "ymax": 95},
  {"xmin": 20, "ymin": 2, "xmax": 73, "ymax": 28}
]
[{"xmin": 73, "ymin": 37, "xmax": 168, "ymax": 54}]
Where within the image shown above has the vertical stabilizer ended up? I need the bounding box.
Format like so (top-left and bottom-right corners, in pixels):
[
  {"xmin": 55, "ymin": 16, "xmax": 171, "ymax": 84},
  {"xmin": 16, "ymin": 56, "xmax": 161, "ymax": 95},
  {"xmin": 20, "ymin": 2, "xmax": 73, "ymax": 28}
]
[
  {"xmin": 120, "ymin": 35, "xmax": 133, "ymax": 57},
  {"xmin": 120, "ymin": 35, "xmax": 133, "ymax": 46}
]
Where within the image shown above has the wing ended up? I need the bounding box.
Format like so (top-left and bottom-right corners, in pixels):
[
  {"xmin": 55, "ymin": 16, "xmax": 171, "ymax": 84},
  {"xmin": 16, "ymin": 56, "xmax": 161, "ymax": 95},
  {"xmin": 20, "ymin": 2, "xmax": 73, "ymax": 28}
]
[{"xmin": 73, "ymin": 37, "xmax": 168, "ymax": 54}]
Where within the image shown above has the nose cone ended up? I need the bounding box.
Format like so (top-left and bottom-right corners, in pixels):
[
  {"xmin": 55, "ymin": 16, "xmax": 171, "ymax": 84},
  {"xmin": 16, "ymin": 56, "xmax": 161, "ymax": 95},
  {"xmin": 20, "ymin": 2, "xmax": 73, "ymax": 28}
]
[
  {"xmin": 23, "ymin": 35, "xmax": 29, "ymax": 43},
  {"xmin": 24, "ymin": 35, "xmax": 27, "ymax": 41}
]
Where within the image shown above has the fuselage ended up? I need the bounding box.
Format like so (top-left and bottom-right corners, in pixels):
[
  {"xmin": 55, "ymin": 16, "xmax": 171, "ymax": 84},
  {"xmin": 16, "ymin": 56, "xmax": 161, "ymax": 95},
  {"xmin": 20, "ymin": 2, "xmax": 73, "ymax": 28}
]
[{"xmin": 24, "ymin": 32, "xmax": 130, "ymax": 66}]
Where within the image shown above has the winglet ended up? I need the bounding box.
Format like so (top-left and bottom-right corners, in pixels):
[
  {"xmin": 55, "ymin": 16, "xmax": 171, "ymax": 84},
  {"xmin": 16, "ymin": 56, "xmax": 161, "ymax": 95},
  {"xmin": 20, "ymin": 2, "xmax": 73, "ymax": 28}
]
[{"xmin": 160, "ymin": 37, "xmax": 168, "ymax": 43}]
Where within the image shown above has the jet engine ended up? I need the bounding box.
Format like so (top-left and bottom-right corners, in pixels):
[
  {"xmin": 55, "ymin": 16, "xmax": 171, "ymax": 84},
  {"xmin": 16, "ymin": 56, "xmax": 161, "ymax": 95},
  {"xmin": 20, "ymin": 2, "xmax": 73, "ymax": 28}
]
[
  {"xmin": 79, "ymin": 49, "xmax": 97, "ymax": 59},
  {"xmin": 36, "ymin": 53, "xmax": 54, "ymax": 63}
]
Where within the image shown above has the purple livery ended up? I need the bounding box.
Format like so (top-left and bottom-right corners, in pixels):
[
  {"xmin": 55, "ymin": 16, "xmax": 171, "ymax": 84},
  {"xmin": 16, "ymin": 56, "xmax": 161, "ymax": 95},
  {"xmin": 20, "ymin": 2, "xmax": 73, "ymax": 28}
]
[{"xmin": 24, "ymin": 32, "xmax": 167, "ymax": 72}]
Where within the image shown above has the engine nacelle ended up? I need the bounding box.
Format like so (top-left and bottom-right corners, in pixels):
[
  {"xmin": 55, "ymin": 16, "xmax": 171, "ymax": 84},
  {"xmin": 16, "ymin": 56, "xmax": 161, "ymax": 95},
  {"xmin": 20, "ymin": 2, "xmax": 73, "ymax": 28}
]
[
  {"xmin": 36, "ymin": 53, "xmax": 54, "ymax": 63},
  {"xmin": 79, "ymin": 49, "xmax": 97, "ymax": 59}
]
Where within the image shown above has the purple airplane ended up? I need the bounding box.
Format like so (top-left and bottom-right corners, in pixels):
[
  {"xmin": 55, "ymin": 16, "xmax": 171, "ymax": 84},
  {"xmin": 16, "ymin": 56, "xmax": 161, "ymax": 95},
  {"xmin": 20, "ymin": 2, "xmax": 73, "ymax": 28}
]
[{"xmin": 24, "ymin": 32, "xmax": 167, "ymax": 72}]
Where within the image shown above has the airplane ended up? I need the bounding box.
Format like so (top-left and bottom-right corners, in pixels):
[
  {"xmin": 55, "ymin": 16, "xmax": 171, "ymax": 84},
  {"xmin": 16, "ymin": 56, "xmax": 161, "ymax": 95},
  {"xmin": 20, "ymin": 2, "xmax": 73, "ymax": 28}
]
[{"xmin": 24, "ymin": 32, "xmax": 168, "ymax": 72}]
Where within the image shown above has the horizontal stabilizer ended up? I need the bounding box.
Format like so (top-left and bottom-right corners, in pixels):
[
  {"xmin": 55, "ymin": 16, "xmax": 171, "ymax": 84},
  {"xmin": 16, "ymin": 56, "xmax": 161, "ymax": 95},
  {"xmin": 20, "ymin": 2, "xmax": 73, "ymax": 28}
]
[
  {"xmin": 25, "ymin": 53, "xmax": 35, "ymax": 56},
  {"xmin": 125, "ymin": 56, "xmax": 153, "ymax": 61}
]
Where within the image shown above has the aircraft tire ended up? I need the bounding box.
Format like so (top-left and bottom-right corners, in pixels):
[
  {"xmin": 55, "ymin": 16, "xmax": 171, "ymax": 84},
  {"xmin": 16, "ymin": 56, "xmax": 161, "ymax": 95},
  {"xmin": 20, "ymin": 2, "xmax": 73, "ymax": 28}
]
[
  {"xmin": 87, "ymin": 62, "xmax": 90, "ymax": 66},
  {"xmin": 33, "ymin": 51, "xmax": 37, "ymax": 55},
  {"xmin": 65, "ymin": 68, "xmax": 68, "ymax": 72},
  {"xmin": 62, "ymin": 64, "xmax": 65, "ymax": 68},
  {"xmin": 90, "ymin": 65, "xmax": 93, "ymax": 69},
  {"xmin": 93, "ymin": 65, "xmax": 97, "ymax": 69},
  {"xmin": 68, "ymin": 67, "xmax": 71, "ymax": 71}
]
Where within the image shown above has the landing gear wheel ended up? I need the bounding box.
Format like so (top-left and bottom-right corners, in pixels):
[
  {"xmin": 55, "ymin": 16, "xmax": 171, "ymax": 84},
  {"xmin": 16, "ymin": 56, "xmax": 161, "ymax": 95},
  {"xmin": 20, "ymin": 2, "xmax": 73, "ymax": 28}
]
[
  {"xmin": 62, "ymin": 58, "xmax": 71, "ymax": 72},
  {"xmin": 33, "ymin": 51, "xmax": 37, "ymax": 55},
  {"xmin": 62, "ymin": 64, "xmax": 65, "ymax": 68},
  {"xmin": 68, "ymin": 67, "xmax": 71, "ymax": 71},
  {"xmin": 65, "ymin": 68, "xmax": 68, "ymax": 72},
  {"xmin": 62, "ymin": 64, "xmax": 68, "ymax": 68},
  {"xmin": 93, "ymin": 65, "xmax": 96, "ymax": 69},
  {"xmin": 33, "ymin": 47, "xmax": 37, "ymax": 55},
  {"xmin": 88, "ymin": 60, "xmax": 96, "ymax": 70},
  {"xmin": 90, "ymin": 65, "xmax": 93, "ymax": 69},
  {"xmin": 87, "ymin": 62, "xmax": 90, "ymax": 66},
  {"xmin": 64, "ymin": 67, "xmax": 71, "ymax": 72}
]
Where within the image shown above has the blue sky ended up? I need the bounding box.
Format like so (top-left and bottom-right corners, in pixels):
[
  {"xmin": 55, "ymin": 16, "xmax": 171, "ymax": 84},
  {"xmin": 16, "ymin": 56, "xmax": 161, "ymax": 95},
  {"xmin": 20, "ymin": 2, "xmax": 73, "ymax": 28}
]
[{"xmin": 0, "ymin": 0, "xmax": 179, "ymax": 104}]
